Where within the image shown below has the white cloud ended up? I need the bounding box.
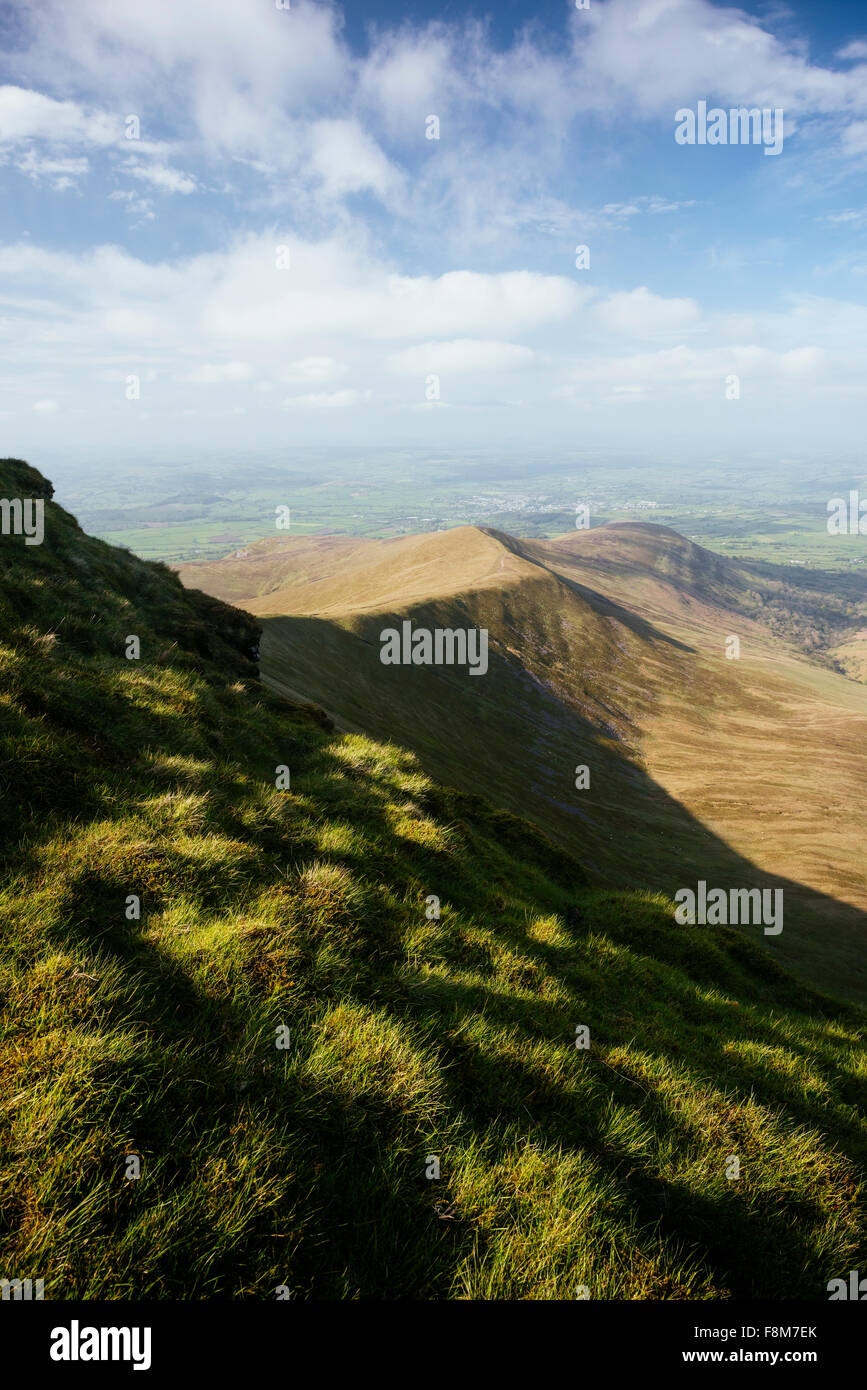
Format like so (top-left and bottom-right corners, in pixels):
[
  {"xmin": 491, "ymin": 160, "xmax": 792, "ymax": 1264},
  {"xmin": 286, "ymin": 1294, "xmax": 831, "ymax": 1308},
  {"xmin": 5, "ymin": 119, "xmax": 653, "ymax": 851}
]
[
  {"xmin": 0, "ymin": 85, "xmax": 118, "ymax": 147},
  {"xmin": 358, "ymin": 27, "xmax": 459, "ymax": 139},
  {"xmin": 182, "ymin": 361, "xmax": 253, "ymax": 384},
  {"xmin": 841, "ymin": 122, "xmax": 867, "ymax": 156},
  {"xmin": 32, "ymin": 398, "xmax": 58, "ymax": 413},
  {"xmin": 597, "ymin": 197, "xmax": 700, "ymax": 223},
  {"xmin": 307, "ymin": 119, "xmax": 399, "ymax": 200},
  {"xmin": 1, "ymin": 235, "xmax": 862, "ymax": 421},
  {"xmin": 387, "ymin": 339, "xmax": 535, "ymax": 375},
  {"xmin": 7, "ymin": 0, "xmax": 867, "ymax": 261},
  {"xmin": 20, "ymin": 0, "xmax": 350, "ymax": 159},
  {"xmin": 121, "ymin": 158, "xmax": 197, "ymax": 194},
  {"xmin": 779, "ymin": 346, "xmax": 824, "ymax": 374},
  {"xmin": 14, "ymin": 151, "xmax": 90, "ymax": 190},
  {"xmin": 282, "ymin": 356, "xmax": 345, "ymax": 385},
  {"xmin": 174, "ymin": 239, "xmax": 586, "ymax": 344},
  {"xmin": 281, "ymin": 389, "xmax": 372, "ymax": 410},
  {"xmin": 570, "ymin": 0, "xmax": 867, "ymax": 118},
  {"xmin": 557, "ymin": 341, "xmax": 834, "ymax": 401},
  {"xmin": 837, "ymin": 40, "xmax": 867, "ymax": 62},
  {"xmin": 4, "ymin": 0, "xmax": 867, "ymax": 455},
  {"xmin": 369, "ymin": 269, "xmax": 584, "ymax": 340},
  {"xmin": 594, "ymin": 288, "xmax": 702, "ymax": 338}
]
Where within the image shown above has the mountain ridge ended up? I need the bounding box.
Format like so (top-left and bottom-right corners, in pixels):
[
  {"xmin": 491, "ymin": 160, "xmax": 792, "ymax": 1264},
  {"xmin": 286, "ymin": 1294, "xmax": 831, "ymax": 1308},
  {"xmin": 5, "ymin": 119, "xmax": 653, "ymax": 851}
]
[
  {"xmin": 2, "ymin": 457, "xmax": 866, "ymax": 1300},
  {"xmin": 179, "ymin": 517, "xmax": 867, "ymax": 1001}
]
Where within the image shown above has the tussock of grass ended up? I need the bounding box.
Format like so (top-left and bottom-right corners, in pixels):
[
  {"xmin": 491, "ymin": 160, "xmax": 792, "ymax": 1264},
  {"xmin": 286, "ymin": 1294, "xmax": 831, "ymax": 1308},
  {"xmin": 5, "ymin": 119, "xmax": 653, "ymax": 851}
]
[{"xmin": 0, "ymin": 457, "xmax": 865, "ymax": 1300}]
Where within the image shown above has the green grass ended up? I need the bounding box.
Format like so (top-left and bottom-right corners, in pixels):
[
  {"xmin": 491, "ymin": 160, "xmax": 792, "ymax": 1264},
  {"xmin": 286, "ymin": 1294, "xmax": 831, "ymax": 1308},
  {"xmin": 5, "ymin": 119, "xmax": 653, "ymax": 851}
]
[{"xmin": 1, "ymin": 457, "xmax": 865, "ymax": 1300}]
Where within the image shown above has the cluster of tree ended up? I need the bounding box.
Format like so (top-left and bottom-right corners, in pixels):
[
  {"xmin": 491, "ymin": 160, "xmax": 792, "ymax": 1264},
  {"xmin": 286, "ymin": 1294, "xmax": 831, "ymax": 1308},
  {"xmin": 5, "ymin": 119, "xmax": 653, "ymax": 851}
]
[{"xmin": 736, "ymin": 571, "xmax": 867, "ymax": 672}]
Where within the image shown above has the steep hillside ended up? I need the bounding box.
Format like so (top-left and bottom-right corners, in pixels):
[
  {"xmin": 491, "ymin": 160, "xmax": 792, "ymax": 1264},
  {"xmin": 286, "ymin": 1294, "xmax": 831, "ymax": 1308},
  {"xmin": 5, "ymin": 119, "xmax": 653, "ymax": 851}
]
[
  {"xmin": 547, "ymin": 520, "xmax": 749, "ymax": 600},
  {"xmin": 179, "ymin": 523, "xmax": 867, "ymax": 1002},
  {"xmin": 1, "ymin": 457, "xmax": 866, "ymax": 1300},
  {"xmin": 543, "ymin": 522, "xmax": 867, "ymax": 665}
]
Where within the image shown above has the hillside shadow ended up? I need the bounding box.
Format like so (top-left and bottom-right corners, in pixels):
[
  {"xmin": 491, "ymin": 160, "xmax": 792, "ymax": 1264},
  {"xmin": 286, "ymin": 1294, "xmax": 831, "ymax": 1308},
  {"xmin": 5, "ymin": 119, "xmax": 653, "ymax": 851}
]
[
  {"xmin": 259, "ymin": 613, "xmax": 867, "ymax": 1004},
  {"xmin": 374, "ymin": 974, "xmax": 857, "ymax": 1300},
  {"xmin": 36, "ymin": 736, "xmax": 865, "ymax": 1299},
  {"xmin": 486, "ymin": 527, "xmax": 698, "ymax": 651},
  {"xmin": 529, "ymin": 533, "xmax": 755, "ymax": 611},
  {"xmin": 7, "ymin": 451, "xmax": 864, "ymax": 1299},
  {"xmin": 546, "ymin": 568, "xmax": 697, "ymax": 652}
]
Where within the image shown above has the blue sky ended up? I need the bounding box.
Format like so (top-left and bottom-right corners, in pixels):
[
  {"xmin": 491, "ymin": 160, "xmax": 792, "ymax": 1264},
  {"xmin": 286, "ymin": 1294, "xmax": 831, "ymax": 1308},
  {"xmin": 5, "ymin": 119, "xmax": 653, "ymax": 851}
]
[{"xmin": 1, "ymin": 0, "xmax": 867, "ymax": 461}]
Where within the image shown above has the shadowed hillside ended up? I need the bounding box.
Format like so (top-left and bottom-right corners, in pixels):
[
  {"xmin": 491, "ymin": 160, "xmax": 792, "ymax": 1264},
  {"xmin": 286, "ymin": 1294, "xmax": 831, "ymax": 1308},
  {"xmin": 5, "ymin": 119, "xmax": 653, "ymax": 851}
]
[
  {"xmin": 2, "ymin": 458, "xmax": 865, "ymax": 1301},
  {"xmin": 179, "ymin": 523, "xmax": 867, "ymax": 1002}
]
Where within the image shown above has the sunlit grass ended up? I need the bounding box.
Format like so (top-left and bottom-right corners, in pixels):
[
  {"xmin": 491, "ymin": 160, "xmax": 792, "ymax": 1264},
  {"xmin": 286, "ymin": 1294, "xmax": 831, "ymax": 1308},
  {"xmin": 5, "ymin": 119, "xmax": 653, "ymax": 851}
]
[{"xmin": 0, "ymin": 456, "xmax": 865, "ymax": 1301}]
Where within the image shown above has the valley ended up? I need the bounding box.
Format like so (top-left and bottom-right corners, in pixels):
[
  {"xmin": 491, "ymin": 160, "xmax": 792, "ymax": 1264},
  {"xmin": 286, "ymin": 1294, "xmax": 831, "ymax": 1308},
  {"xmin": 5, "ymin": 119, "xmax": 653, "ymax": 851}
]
[{"xmin": 179, "ymin": 521, "xmax": 867, "ymax": 1001}]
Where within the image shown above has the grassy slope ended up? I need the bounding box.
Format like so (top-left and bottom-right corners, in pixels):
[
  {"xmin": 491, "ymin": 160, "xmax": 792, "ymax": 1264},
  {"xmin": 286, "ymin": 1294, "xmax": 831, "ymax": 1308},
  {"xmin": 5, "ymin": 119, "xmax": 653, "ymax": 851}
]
[
  {"xmin": 179, "ymin": 524, "xmax": 867, "ymax": 1002},
  {"xmin": 1, "ymin": 457, "xmax": 866, "ymax": 1300}
]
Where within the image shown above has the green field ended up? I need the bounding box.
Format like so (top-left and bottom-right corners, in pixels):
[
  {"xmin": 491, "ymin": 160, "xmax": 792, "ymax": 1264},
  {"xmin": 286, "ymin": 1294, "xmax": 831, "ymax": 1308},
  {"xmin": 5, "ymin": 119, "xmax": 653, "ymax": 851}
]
[{"xmin": 40, "ymin": 447, "xmax": 867, "ymax": 571}]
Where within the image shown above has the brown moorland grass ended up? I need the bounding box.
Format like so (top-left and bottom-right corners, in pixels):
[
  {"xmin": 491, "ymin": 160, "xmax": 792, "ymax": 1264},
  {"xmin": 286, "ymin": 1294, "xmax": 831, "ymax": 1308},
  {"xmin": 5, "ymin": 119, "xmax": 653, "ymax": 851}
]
[{"xmin": 179, "ymin": 522, "xmax": 867, "ymax": 1002}]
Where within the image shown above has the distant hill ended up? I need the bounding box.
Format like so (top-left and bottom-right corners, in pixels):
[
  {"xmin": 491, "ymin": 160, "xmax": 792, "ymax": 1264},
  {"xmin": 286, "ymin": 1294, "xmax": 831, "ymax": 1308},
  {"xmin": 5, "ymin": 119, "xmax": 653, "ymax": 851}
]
[
  {"xmin": 180, "ymin": 521, "xmax": 867, "ymax": 1002},
  {"xmin": 2, "ymin": 457, "xmax": 865, "ymax": 1301}
]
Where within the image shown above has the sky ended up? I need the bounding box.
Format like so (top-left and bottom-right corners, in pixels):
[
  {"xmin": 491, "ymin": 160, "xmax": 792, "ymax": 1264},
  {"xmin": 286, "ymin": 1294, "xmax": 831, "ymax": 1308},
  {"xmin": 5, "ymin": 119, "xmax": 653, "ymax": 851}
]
[{"xmin": 2, "ymin": 0, "xmax": 867, "ymax": 463}]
